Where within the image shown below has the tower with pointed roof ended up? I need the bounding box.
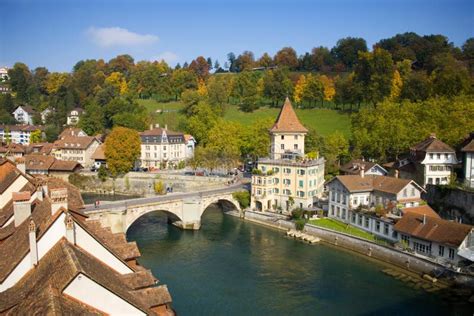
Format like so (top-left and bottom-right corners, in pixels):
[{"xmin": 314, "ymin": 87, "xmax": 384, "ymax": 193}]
[{"xmin": 250, "ymin": 98, "xmax": 325, "ymax": 213}]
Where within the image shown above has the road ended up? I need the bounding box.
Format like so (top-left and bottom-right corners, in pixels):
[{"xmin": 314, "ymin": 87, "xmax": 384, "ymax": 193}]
[{"xmin": 83, "ymin": 182, "xmax": 248, "ymax": 212}]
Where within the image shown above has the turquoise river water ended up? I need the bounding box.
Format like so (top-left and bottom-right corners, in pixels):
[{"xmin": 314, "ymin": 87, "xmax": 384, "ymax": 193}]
[{"xmin": 126, "ymin": 205, "xmax": 471, "ymax": 316}]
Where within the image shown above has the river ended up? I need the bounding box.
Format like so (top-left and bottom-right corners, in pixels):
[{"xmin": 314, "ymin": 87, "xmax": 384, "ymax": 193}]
[{"xmin": 126, "ymin": 205, "xmax": 470, "ymax": 315}]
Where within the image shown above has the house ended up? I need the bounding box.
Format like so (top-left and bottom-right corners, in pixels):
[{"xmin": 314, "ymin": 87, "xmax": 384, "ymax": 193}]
[
  {"xmin": 326, "ymin": 174, "xmax": 425, "ymax": 241},
  {"xmin": 24, "ymin": 154, "xmax": 82, "ymax": 179},
  {"xmin": 461, "ymin": 132, "xmax": 474, "ymax": 189},
  {"xmin": 184, "ymin": 134, "xmax": 196, "ymax": 159},
  {"xmin": 25, "ymin": 142, "xmax": 54, "ymax": 155},
  {"xmin": 0, "ymin": 143, "xmax": 25, "ymax": 160},
  {"xmin": 250, "ymin": 98, "xmax": 325, "ymax": 212},
  {"xmin": 91, "ymin": 143, "xmax": 106, "ymax": 170},
  {"xmin": 12, "ymin": 105, "xmax": 35, "ymax": 125},
  {"xmin": 0, "ymin": 161, "xmax": 174, "ymax": 314},
  {"xmin": 53, "ymin": 136, "xmax": 100, "ymax": 168},
  {"xmin": 40, "ymin": 108, "xmax": 53, "ymax": 124},
  {"xmin": 0, "ymin": 67, "xmax": 8, "ymax": 80},
  {"xmin": 58, "ymin": 127, "xmax": 88, "ymax": 139},
  {"xmin": 385, "ymin": 134, "xmax": 458, "ymax": 187},
  {"xmin": 0, "ymin": 124, "xmax": 44, "ymax": 145},
  {"xmin": 66, "ymin": 107, "xmax": 84, "ymax": 125},
  {"xmin": 340, "ymin": 159, "xmax": 387, "ymax": 176},
  {"xmin": 394, "ymin": 213, "xmax": 474, "ymax": 266},
  {"xmin": 139, "ymin": 124, "xmax": 191, "ymax": 169}
]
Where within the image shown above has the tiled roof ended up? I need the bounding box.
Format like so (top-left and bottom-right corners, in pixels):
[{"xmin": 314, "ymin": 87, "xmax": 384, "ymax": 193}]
[
  {"xmin": 49, "ymin": 160, "xmax": 82, "ymax": 172},
  {"xmin": 329, "ymin": 175, "xmax": 422, "ymax": 195},
  {"xmin": 58, "ymin": 128, "xmax": 87, "ymax": 139},
  {"xmin": 461, "ymin": 139, "xmax": 474, "ymax": 152},
  {"xmin": 91, "ymin": 144, "xmax": 105, "ymax": 160},
  {"xmin": 14, "ymin": 105, "xmax": 35, "ymax": 114},
  {"xmin": 401, "ymin": 205, "xmax": 440, "ymax": 219},
  {"xmin": 0, "ymin": 143, "xmax": 25, "ymax": 154},
  {"xmin": 25, "ymin": 154, "xmax": 55, "ymax": 171},
  {"xmin": 12, "ymin": 191, "xmax": 30, "ymax": 202},
  {"xmin": 25, "ymin": 142, "xmax": 54, "ymax": 155},
  {"xmin": 54, "ymin": 136, "xmax": 97, "ymax": 150},
  {"xmin": 140, "ymin": 127, "xmax": 184, "ymax": 137},
  {"xmin": 0, "ymin": 159, "xmax": 21, "ymax": 194},
  {"xmin": 394, "ymin": 213, "xmax": 473, "ymax": 247},
  {"xmin": 340, "ymin": 159, "xmax": 378, "ymax": 175},
  {"xmin": 0, "ymin": 124, "xmax": 44, "ymax": 132},
  {"xmin": 410, "ymin": 134, "xmax": 455, "ymax": 153},
  {"xmin": 270, "ymin": 97, "xmax": 308, "ymax": 133}
]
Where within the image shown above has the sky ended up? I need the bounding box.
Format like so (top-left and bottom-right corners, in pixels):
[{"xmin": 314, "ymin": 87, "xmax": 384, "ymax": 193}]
[{"xmin": 0, "ymin": 0, "xmax": 473, "ymax": 72}]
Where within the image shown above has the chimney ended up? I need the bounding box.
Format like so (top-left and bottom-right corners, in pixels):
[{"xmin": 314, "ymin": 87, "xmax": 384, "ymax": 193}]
[
  {"xmin": 395, "ymin": 170, "xmax": 399, "ymax": 178},
  {"xmin": 360, "ymin": 165, "xmax": 365, "ymax": 178},
  {"xmin": 422, "ymin": 214, "xmax": 426, "ymax": 225},
  {"xmin": 65, "ymin": 213, "xmax": 76, "ymax": 244},
  {"xmin": 50, "ymin": 188, "xmax": 68, "ymax": 215},
  {"xmin": 35, "ymin": 186, "xmax": 43, "ymax": 201},
  {"xmin": 155, "ymin": 123, "xmax": 160, "ymax": 128},
  {"xmin": 29, "ymin": 219, "xmax": 38, "ymax": 266},
  {"xmin": 165, "ymin": 124, "xmax": 168, "ymax": 130},
  {"xmin": 13, "ymin": 192, "xmax": 32, "ymax": 227}
]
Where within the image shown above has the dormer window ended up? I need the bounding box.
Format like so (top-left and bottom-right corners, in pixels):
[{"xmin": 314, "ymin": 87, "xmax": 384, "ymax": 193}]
[
  {"xmin": 429, "ymin": 154, "xmax": 434, "ymax": 159},
  {"xmin": 445, "ymin": 154, "xmax": 449, "ymax": 160},
  {"xmin": 437, "ymin": 154, "xmax": 441, "ymax": 159}
]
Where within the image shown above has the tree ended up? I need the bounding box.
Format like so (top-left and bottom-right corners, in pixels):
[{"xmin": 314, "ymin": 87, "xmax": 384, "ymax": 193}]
[
  {"xmin": 390, "ymin": 70, "xmax": 403, "ymax": 100},
  {"xmin": 293, "ymin": 75, "xmax": 307, "ymax": 104},
  {"xmin": 319, "ymin": 75, "xmax": 336, "ymax": 102},
  {"xmin": 354, "ymin": 48, "xmax": 394, "ymax": 107},
  {"xmin": 274, "ymin": 47, "xmax": 298, "ymax": 69},
  {"xmin": 305, "ymin": 128, "xmax": 325, "ymax": 155},
  {"xmin": 232, "ymin": 191, "xmax": 250, "ymax": 209},
  {"xmin": 171, "ymin": 69, "xmax": 198, "ymax": 100},
  {"xmin": 324, "ymin": 131, "xmax": 349, "ymax": 172},
  {"xmin": 107, "ymin": 54, "xmax": 134, "ymax": 78},
  {"xmin": 30, "ymin": 130, "xmax": 42, "ymax": 143},
  {"xmin": 227, "ymin": 52, "xmax": 237, "ymax": 72},
  {"xmin": 257, "ymin": 53, "xmax": 273, "ymax": 68},
  {"xmin": 400, "ymin": 71, "xmax": 431, "ymax": 102},
  {"xmin": 311, "ymin": 46, "xmax": 334, "ymax": 71},
  {"xmin": 430, "ymin": 53, "xmax": 470, "ymax": 97},
  {"xmin": 104, "ymin": 127, "xmax": 141, "ymax": 177},
  {"xmin": 232, "ymin": 71, "xmax": 261, "ymax": 112},
  {"xmin": 98, "ymin": 165, "xmax": 108, "ymax": 182},
  {"xmin": 213, "ymin": 60, "xmax": 220, "ymax": 70},
  {"xmin": 241, "ymin": 118, "xmax": 273, "ymax": 160},
  {"xmin": 189, "ymin": 56, "xmax": 210, "ymax": 79},
  {"xmin": 207, "ymin": 76, "xmax": 230, "ymax": 115},
  {"xmin": 462, "ymin": 37, "xmax": 474, "ymax": 72},
  {"xmin": 185, "ymin": 102, "xmax": 219, "ymax": 144},
  {"xmin": 331, "ymin": 37, "xmax": 368, "ymax": 69},
  {"xmin": 79, "ymin": 102, "xmax": 104, "ymax": 135},
  {"xmin": 235, "ymin": 51, "xmax": 255, "ymax": 72},
  {"xmin": 263, "ymin": 68, "xmax": 293, "ymax": 106},
  {"xmin": 206, "ymin": 57, "xmax": 213, "ymax": 70},
  {"xmin": 206, "ymin": 120, "xmax": 243, "ymax": 170},
  {"xmin": 105, "ymin": 72, "xmax": 128, "ymax": 95},
  {"xmin": 302, "ymin": 74, "xmax": 324, "ymax": 107},
  {"xmin": 45, "ymin": 72, "xmax": 69, "ymax": 95},
  {"xmin": 8, "ymin": 63, "xmax": 33, "ymax": 102}
]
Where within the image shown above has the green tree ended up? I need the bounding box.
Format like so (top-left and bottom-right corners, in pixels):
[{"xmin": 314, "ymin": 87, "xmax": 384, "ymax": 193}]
[
  {"xmin": 79, "ymin": 102, "xmax": 104, "ymax": 135},
  {"xmin": 257, "ymin": 53, "xmax": 273, "ymax": 68},
  {"xmin": 8, "ymin": 63, "xmax": 34, "ymax": 102},
  {"xmin": 355, "ymin": 48, "xmax": 394, "ymax": 107},
  {"xmin": 104, "ymin": 127, "xmax": 141, "ymax": 177},
  {"xmin": 273, "ymin": 47, "xmax": 298, "ymax": 69},
  {"xmin": 430, "ymin": 53, "xmax": 470, "ymax": 97},
  {"xmin": 400, "ymin": 71, "xmax": 432, "ymax": 102},
  {"xmin": 30, "ymin": 130, "xmax": 42, "ymax": 143},
  {"xmin": 302, "ymin": 74, "xmax": 324, "ymax": 107},
  {"xmin": 331, "ymin": 37, "xmax": 368, "ymax": 69},
  {"xmin": 263, "ymin": 68, "xmax": 293, "ymax": 106},
  {"xmin": 232, "ymin": 191, "xmax": 250, "ymax": 209},
  {"xmin": 232, "ymin": 71, "xmax": 261, "ymax": 112},
  {"xmin": 325, "ymin": 131, "xmax": 349, "ymax": 172},
  {"xmin": 185, "ymin": 102, "xmax": 219, "ymax": 144},
  {"xmin": 171, "ymin": 69, "xmax": 198, "ymax": 100},
  {"xmin": 305, "ymin": 128, "xmax": 325, "ymax": 155},
  {"xmin": 235, "ymin": 51, "xmax": 255, "ymax": 72},
  {"xmin": 98, "ymin": 165, "xmax": 108, "ymax": 182},
  {"xmin": 241, "ymin": 118, "xmax": 274, "ymax": 160}
]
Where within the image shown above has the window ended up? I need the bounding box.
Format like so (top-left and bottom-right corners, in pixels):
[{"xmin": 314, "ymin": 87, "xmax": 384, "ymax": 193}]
[
  {"xmin": 146, "ymin": 153, "xmax": 150, "ymax": 158},
  {"xmin": 298, "ymin": 191, "xmax": 305, "ymax": 197},
  {"xmin": 401, "ymin": 235, "xmax": 410, "ymax": 244},
  {"xmin": 428, "ymin": 178, "xmax": 433, "ymax": 184},
  {"xmin": 411, "ymin": 188, "xmax": 415, "ymax": 196},
  {"xmin": 342, "ymin": 209, "xmax": 346, "ymax": 220},
  {"xmin": 273, "ymin": 167, "xmax": 280, "ymax": 173},
  {"xmin": 284, "ymin": 168, "xmax": 291, "ymax": 174},
  {"xmin": 294, "ymin": 144, "xmax": 298, "ymax": 150},
  {"xmin": 274, "ymin": 178, "xmax": 279, "ymax": 184},
  {"xmin": 353, "ymin": 197, "xmax": 358, "ymax": 205},
  {"xmin": 336, "ymin": 207, "xmax": 340, "ymax": 217},
  {"xmin": 358, "ymin": 215, "xmax": 362, "ymax": 226},
  {"xmin": 299, "ymin": 180, "xmax": 303, "ymax": 188},
  {"xmin": 403, "ymin": 189, "xmax": 407, "ymax": 197},
  {"xmin": 449, "ymin": 248, "xmax": 455, "ymax": 260},
  {"xmin": 281, "ymin": 135, "xmax": 284, "ymax": 140},
  {"xmin": 331, "ymin": 190, "xmax": 335, "ymax": 202},
  {"xmin": 439, "ymin": 245, "xmax": 445, "ymax": 257},
  {"xmin": 364, "ymin": 217, "xmax": 369, "ymax": 228},
  {"xmin": 294, "ymin": 135, "xmax": 298, "ymax": 140},
  {"xmin": 164, "ymin": 146, "xmax": 167, "ymax": 150},
  {"xmin": 283, "ymin": 179, "xmax": 291, "ymax": 185},
  {"xmin": 429, "ymin": 153, "xmax": 434, "ymax": 159},
  {"xmin": 145, "ymin": 145, "xmax": 150, "ymax": 150},
  {"xmin": 257, "ymin": 189, "xmax": 261, "ymax": 195},
  {"xmin": 384, "ymin": 223, "xmax": 389, "ymax": 235},
  {"xmin": 376, "ymin": 221, "xmax": 380, "ymax": 232},
  {"xmin": 281, "ymin": 144, "xmax": 284, "ymax": 150},
  {"xmin": 437, "ymin": 153, "xmax": 441, "ymax": 160},
  {"xmin": 351, "ymin": 213, "xmax": 356, "ymax": 223},
  {"xmin": 436, "ymin": 178, "xmax": 440, "ymax": 185},
  {"xmin": 297, "ymin": 169, "xmax": 305, "ymax": 175},
  {"xmin": 284, "ymin": 189, "xmax": 291, "ymax": 195},
  {"xmin": 331, "ymin": 205, "xmax": 335, "ymax": 216},
  {"xmin": 445, "ymin": 154, "xmax": 449, "ymax": 160},
  {"xmin": 274, "ymin": 188, "xmax": 279, "ymax": 194},
  {"xmin": 414, "ymin": 242, "xmax": 431, "ymax": 254}
]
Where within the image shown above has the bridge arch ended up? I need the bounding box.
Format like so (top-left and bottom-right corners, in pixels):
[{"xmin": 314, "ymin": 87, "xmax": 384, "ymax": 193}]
[
  {"xmin": 201, "ymin": 196, "xmax": 240, "ymax": 216},
  {"xmin": 125, "ymin": 207, "xmax": 183, "ymax": 233}
]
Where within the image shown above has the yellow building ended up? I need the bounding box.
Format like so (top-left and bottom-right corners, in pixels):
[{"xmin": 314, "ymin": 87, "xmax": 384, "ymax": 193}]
[{"xmin": 251, "ymin": 98, "xmax": 325, "ymax": 212}]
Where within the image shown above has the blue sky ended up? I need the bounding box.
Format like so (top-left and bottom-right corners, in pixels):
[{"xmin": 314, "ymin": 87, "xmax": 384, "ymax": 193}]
[{"xmin": 1, "ymin": 0, "xmax": 473, "ymax": 71}]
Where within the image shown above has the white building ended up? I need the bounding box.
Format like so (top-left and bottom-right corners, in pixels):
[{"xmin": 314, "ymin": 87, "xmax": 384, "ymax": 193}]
[
  {"xmin": 385, "ymin": 134, "xmax": 458, "ymax": 187},
  {"xmin": 140, "ymin": 125, "xmax": 191, "ymax": 169},
  {"xmin": 251, "ymin": 98, "xmax": 325, "ymax": 212},
  {"xmin": 53, "ymin": 134, "xmax": 100, "ymax": 168},
  {"xmin": 66, "ymin": 107, "xmax": 84, "ymax": 125},
  {"xmin": 12, "ymin": 105, "xmax": 35, "ymax": 125},
  {"xmin": 340, "ymin": 159, "xmax": 387, "ymax": 176},
  {"xmin": 40, "ymin": 108, "xmax": 53, "ymax": 124},
  {"xmin": 461, "ymin": 134, "xmax": 474, "ymax": 189},
  {"xmin": 0, "ymin": 159, "xmax": 174, "ymax": 314},
  {"xmin": 0, "ymin": 124, "xmax": 43, "ymax": 145},
  {"xmin": 326, "ymin": 173, "xmax": 425, "ymax": 241},
  {"xmin": 0, "ymin": 67, "xmax": 8, "ymax": 80},
  {"xmin": 184, "ymin": 134, "xmax": 196, "ymax": 159},
  {"xmin": 394, "ymin": 212, "xmax": 474, "ymax": 266}
]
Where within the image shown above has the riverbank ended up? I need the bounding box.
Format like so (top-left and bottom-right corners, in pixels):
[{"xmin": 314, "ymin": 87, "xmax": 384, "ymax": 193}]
[{"xmin": 228, "ymin": 210, "xmax": 474, "ymax": 304}]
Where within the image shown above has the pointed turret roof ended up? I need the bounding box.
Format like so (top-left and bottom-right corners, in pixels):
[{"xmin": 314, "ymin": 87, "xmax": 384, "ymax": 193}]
[{"xmin": 270, "ymin": 97, "xmax": 308, "ymax": 133}]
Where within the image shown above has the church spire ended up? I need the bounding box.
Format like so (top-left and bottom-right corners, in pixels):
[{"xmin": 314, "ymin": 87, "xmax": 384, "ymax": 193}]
[{"xmin": 270, "ymin": 97, "xmax": 308, "ymax": 133}]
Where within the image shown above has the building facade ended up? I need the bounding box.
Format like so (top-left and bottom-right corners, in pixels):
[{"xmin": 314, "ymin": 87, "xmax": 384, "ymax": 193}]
[
  {"xmin": 140, "ymin": 125, "xmax": 190, "ymax": 169},
  {"xmin": 66, "ymin": 107, "xmax": 84, "ymax": 125},
  {"xmin": 0, "ymin": 124, "xmax": 43, "ymax": 145},
  {"xmin": 53, "ymin": 135, "xmax": 100, "ymax": 168},
  {"xmin": 340, "ymin": 159, "xmax": 387, "ymax": 176},
  {"xmin": 461, "ymin": 134, "xmax": 474, "ymax": 189},
  {"xmin": 12, "ymin": 105, "xmax": 35, "ymax": 125},
  {"xmin": 251, "ymin": 98, "xmax": 325, "ymax": 212}
]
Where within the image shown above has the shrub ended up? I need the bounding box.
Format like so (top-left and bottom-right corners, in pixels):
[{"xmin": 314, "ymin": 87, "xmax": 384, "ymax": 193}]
[
  {"xmin": 69, "ymin": 173, "xmax": 91, "ymax": 188},
  {"xmin": 291, "ymin": 208, "xmax": 304, "ymax": 220},
  {"xmin": 177, "ymin": 160, "xmax": 186, "ymax": 169},
  {"xmin": 232, "ymin": 191, "xmax": 250, "ymax": 209},
  {"xmin": 295, "ymin": 219, "xmax": 306, "ymax": 231},
  {"xmin": 154, "ymin": 181, "xmax": 165, "ymax": 194},
  {"xmin": 97, "ymin": 165, "xmax": 108, "ymax": 182},
  {"xmin": 251, "ymin": 168, "xmax": 263, "ymax": 175}
]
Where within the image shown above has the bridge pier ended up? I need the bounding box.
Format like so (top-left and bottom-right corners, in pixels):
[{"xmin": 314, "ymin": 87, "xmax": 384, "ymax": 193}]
[{"xmin": 172, "ymin": 220, "xmax": 201, "ymax": 230}]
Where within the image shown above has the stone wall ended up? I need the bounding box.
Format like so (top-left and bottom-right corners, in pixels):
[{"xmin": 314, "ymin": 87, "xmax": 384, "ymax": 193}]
[{"xmin": 424, "ymin": 184, "xmax": 474, "ymax": 224}]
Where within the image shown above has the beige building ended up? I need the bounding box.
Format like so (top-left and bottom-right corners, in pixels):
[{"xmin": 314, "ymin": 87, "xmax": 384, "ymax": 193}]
[
  {"xmin": 140, "ymin": 125, "xmax": 191, "ymax": 169},
  {"xmin": 251, "ymin": 98, "xmax": 325, "ymax": 212},
  {"xmin": 53, "ymin": 131, "xmax": 100, "ymax": 168}
]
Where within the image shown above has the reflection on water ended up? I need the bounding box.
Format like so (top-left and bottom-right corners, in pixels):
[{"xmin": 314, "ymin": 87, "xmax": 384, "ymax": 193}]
[{"xmin": 127, "ymin": 205, "xmax": 470, "ymax": 316}]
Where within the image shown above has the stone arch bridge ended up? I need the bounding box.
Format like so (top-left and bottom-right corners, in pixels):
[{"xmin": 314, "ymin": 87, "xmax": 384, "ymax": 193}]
[{"xmin": 83, "ymin": 185, "xmax": 245, "ymax": 233}]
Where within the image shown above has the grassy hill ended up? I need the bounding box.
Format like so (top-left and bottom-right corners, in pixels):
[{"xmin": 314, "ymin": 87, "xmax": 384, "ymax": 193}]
[{"xmin": 137, "ymin": 99, "xmax": 352, "ymax": 138}]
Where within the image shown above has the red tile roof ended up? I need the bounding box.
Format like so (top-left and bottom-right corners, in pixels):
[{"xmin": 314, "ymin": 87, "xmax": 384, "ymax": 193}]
[
  {"xmin": 410, "ymin": 134, "xmax": 454, "ymax": 153},
  {"xmin": 270, "ymin": 97, "xmax": 308, "ymax": 133},
  {"xmin": 462, "ymin": 139, "xmax": 474, "ymax": 152},
  {"xmin": 394, "ymin": 213, "xmax": 472, "ymax": 247},
  {"xmin": 12, "ymin": 191, "xmax": 31, "ymax": 202},
  {"xmin": 330, "ymin": 175, "xmax": 423, "ymax": 195},
  {"xmin": 401, "ymin": 205, "xmax": 440, "ymax": 219}
]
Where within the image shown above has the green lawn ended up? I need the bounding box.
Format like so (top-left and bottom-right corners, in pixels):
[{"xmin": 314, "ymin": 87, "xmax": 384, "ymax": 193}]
[
  {"xmin": 308, "ymin": 218, "xmax": 377, "ymax": 242},
  {"xmin": 138, "ymin": 99, "xmax": 351, "ymax": 137}
]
